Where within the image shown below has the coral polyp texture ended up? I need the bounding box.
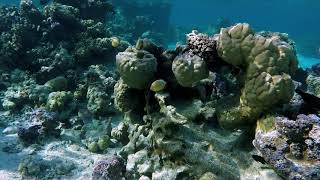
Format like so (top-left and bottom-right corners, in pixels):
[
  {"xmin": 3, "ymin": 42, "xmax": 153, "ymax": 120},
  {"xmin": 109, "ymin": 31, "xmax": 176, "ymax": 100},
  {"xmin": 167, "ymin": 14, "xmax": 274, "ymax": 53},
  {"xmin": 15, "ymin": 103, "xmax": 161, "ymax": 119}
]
[
  {"xmin": 217, "ymin": 23, "xmax": 298, "ymax": 121},
  {"xmin": 172, "ymin": 53, "xmax": 209, "ymax": 87},
  {"xmin": 116, "ymin": 47, "xmax": 157, "ymax": 89}
]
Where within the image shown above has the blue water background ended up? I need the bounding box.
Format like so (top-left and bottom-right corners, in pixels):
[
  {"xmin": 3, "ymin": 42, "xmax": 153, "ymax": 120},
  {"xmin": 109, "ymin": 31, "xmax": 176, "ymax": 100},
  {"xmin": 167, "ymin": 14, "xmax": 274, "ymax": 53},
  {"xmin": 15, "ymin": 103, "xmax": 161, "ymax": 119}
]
[{"xmin": 170, "ymin": 0, "xmax": 320, "ymax": 68}]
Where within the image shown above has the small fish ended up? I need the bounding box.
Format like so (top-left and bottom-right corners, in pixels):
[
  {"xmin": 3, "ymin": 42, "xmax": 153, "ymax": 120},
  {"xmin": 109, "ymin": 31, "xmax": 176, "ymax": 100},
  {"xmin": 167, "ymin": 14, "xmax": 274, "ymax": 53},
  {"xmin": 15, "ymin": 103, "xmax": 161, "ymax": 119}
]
[
  {"xmin": 295, "ymin": 89, "xmax": 320, "ymax": 113},
  {"xmin": 252, "ymin": 155, "xmax": 267, "ymax": 164},
  {"xmin": 111, "ymin": 37, "xmax": 120, "ymax": 48},
  {"xmin": 150, "ymin": 79, "xmax": 167, "ymax": 92}
]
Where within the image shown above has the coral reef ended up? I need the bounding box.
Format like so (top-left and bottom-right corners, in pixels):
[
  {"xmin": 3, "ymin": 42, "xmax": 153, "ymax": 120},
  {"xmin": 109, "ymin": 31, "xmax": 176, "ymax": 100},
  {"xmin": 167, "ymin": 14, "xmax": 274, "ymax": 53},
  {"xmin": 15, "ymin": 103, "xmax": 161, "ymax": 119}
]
[{"xmin": 0, "ymin": 0, "xmax": 316, "ymax": 178}]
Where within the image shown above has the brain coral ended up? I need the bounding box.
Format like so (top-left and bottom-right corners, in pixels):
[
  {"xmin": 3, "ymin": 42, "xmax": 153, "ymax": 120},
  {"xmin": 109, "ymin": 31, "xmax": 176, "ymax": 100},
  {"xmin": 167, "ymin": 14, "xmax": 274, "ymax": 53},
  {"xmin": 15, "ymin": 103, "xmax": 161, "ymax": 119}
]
[
  {"xmin": 217, "ymin": 23, "xmax": 298, "ymax": 120},
  {"xmin": 116, "ymin": 47, "xmax": 157, "ymax": 89}
]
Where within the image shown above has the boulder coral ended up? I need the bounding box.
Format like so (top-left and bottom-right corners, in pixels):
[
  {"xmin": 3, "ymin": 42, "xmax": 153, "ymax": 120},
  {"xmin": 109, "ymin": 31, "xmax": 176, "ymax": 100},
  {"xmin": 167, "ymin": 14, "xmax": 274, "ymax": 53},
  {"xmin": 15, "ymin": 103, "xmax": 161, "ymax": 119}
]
[
  {"xmin": 116, "ymin": 47, "xmax": 157, "ymax": 89},
  {"xmin": 217, "ymin": 23, "xmax": 298, "ymax": 121},
  {"xmin": 172, "ymin": 53, "xmax": 209, "ymax": 87}
]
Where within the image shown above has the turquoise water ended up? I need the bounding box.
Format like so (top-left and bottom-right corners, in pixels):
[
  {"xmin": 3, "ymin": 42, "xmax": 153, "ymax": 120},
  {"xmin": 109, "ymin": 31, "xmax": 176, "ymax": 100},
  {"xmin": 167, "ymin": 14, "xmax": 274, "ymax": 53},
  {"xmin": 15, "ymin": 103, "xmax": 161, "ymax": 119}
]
[{"xmin": 298, "ymin": 54, "xmax": 320, "ymax": 69}]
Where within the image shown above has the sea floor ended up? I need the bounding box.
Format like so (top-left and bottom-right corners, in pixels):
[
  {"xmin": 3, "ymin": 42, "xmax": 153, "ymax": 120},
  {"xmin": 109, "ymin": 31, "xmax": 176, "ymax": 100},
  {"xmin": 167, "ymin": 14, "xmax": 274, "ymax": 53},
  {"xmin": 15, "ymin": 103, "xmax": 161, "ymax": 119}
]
[{"xmin": 0, "ymin": 109, "xmax": 283, "ymax": 180}]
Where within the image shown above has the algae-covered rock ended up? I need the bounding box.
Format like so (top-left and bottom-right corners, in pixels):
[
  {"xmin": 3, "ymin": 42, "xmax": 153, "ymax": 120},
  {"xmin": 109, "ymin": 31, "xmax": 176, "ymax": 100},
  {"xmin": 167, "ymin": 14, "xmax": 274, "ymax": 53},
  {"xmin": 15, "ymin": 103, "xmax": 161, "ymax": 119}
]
[
  {"xmin": 172, "ymin": 53, "xmax": 209, "ymax": 87},
  {"xmin": 75, "ymin": 37, "xmax": 115, "ymax": 65},
  {"xmin": 44, "ymin": 76, "xmax": 68, "ymax": 92},
  {"xmin": 116, "ymin": 47, "xmax": 157, "ymax": 89},
  {"xmin": 18, "ymin": 109, "xmax": 60, "ymax": 144},
  {"xmin": 92, "ymin": 155, "xmax": 125, "ymax": 180},
  {"xmin": 217, "ymin": 23, "xmax": 298, "ymax": 122},
  {"xmin": 44, "ymin": 2, "xmax": 81, "ymax": 28},
  {"xmin": 306, "ymin": 74, "xmax": 320, "ymax": 96},
  {"xmin": 46, "ymin": 91, "xmax": 73, "ymax": 112},
  {"xmin": 2, "ymin": 73, "xmax": 52, "ymax": 111},
  {"xmin": 85, "ymin": 65, "xmax": 117, "ymax": 116},
  {"xmin": 81, "ymin": 119, "xmax": 112, "ymax": 153},
  {"xmin": 18, "ymin": 156, "xmax": 42, "ymax": 177},
  {"xmin": 97, "ymin": 135, "xmax": 111, "ymax": 150},
  {"xmin": 18, "ymin": 155, "xmax": 75, "ymax": 178},
  {"xmin": 111, "ymin": 122, "xmax": 129, "ymax": 145},
  {"xmin": 87, "ymin": 86, "xmax": 113, "ymax": 116},
  {"xmin": 114, "ymin": 79, "xmax": 144, "ymax": 113},
  {"xmin": 254, "ymin": 114, "xmax": 320, "ymax": 179}
]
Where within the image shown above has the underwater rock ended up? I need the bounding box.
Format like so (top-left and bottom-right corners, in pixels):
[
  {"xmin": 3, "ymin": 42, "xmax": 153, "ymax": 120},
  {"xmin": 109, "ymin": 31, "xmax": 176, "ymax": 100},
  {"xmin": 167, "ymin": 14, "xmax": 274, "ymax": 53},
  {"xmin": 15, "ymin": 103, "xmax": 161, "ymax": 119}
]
[
  {"xmin": 75, "ymin": 37, "xmax": 116, "ymax": 65},
  {"xmin": 126, "ymin": 149, "xmax": 154, "ymax": 178},
  {"xmin": 2, "ymin": 72, "xmax": 53, "ymax": 112},
  {"xmin": 84, "ymin": 65, "xmax": 117, "ymax": 116},
  {"xmin": 18, "ymin": 155, "xmax": 75, "ymax": 178},
  {"xmin": 92, "ymin": 155, "xmax": 125, "ymax": 180},
  {"xmin": 217, "ymin": 23, "xmax": 298, "ymax": 123},
  {"xmin": 32, "ymin": 47, "xmax": 75, "ymax": 83},
  {"xmin": 46, "ymin": 91, "xmax": 73, "ymax": 112},
  {"xmin": 135, "ymin": 38, "xmax": 164, "ymax": 58},
  {"xmin": 18, "ymin": 156, "xmax": 42, "ymax": 177},
  {"xmin": 18, "ymin": 108, "xmax": 60, "ymax": 144},
  {"xmin": 54, "ymin": 0, "xmax": 114, "ymax": 22},
  {"xmin": 18, "ymin": 125, "xmax": 42, "ymax": 145},
  {"xmin": 310, "ymin": 63, "xmax": 320, "ymax": 76},
  {"xmin": 44, "ymin": 76, "xmax": 68, "ymax": 92},
  {"xmin": 172, "ymin": 53, "xmax": 209, "ymax": 87},
  {"xmin": 306, "ymin": 74, "xmax": 320, "ymax": 96},
  {"xmin": 87, "ymin": 86, "xmax": 114, "ymax": 116},
  {"xmin": 20, "ymin": 0, "xmax": 44, "ymax": 25},
  {"xmin": 111, "ymin": 122, "xmax": 129, "ymax": 145},
  {"xmin": 116, "ymin": 47, "xmax": 158, "ymax": 89},
  {"xmin": 81, "ymin": 119, "xmax": 112, "ymax": 153},
  {"xmin": 254, "ymin": 114, "xmax": 320, "ymax": 179},
  {"xmin": 44, "ymin": 3, "xmax": 82, "ymax": 29}
]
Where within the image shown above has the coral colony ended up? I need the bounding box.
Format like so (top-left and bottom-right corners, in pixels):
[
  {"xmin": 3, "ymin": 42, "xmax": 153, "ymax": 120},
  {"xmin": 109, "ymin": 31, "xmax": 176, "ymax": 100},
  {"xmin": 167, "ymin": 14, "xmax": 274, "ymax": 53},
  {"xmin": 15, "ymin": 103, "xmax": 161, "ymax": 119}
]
[{"xmin": 0, "ymin": 0, "xmax": 319, "ymax": 179}]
